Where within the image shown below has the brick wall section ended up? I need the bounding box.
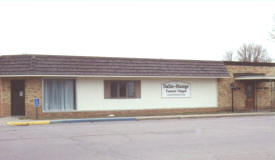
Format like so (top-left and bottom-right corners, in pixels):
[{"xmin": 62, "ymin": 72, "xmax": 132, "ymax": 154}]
[
  {"xmin": 1, "ymin": 78, "xmax": 11, "ymax": 117},
  {"xmin": 218, "ymin": 65, "xmax": 275, "ymax": 111},
  {"xmin": 217, "ymin": 78, "xmax": 234, "ymax": 111},
  {"xmin": 256, "ymin": 81, "xmax": 273, "ymax": 109},
  {"xmin": 25, "ymin": 78, "xmax": 42, "ymax": 119}
]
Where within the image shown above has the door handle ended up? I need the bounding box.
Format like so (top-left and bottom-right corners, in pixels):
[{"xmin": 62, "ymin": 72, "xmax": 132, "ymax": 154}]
[{"xmin": 19, "ymin": 91, "xmax": 24, "ymax": 97}]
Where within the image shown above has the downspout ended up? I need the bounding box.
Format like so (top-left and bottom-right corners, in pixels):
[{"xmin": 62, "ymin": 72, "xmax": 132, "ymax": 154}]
[
  {"xmin": 230, "ymin": 82, "xmax": 235, "ymax": 112},
  {"xmin": 271, "ymin": 81, "xmax": 273, "ymax": 111},
  {"xmin": 0, "ymin": 78, "xmax": 2, "ymax": 117},
  {"xmin": 254, "ymin": 81, "xmax": 258, "ymax": 112},
  {"xmin": 232, "ymin": 86, "xmax": 234, "ymax": 112}
]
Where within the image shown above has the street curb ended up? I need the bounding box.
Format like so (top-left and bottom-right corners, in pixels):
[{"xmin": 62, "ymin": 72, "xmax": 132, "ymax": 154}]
[
  {"xmin": 7, "ymin": 117, "xmax": 136, "ymax": 126},
  {"xmin": 136, "ymin": 112, "xmax": 275, "ymax": 120},
  {"xmin": 6, "ymin": 112, "xmax": 274, "ymax": 126},
  {"xmin": 50, "ymin": 117, "xmax": 137, "ymax": 124},
  {"xmin": 7, "ymin": 121, "xmax": 50, "ymax": 126}
]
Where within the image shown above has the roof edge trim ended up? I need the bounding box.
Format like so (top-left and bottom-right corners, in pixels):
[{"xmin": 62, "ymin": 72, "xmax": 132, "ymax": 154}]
[
  {"xmin": 224, "ymin": 61, "xmax": 275, "ymax": 67},
  {"xmin": 0, "ymin": 75, "xmax": 229, "ymax": 78}
]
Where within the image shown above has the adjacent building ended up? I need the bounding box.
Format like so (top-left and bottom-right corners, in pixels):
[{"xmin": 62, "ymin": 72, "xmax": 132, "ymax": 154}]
[{"xmin": 0, "ymin": 55, "xmax": 274, "ymax": 119}]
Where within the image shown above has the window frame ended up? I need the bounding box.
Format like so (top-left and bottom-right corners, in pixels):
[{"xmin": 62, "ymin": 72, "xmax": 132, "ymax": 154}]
[
  {"xmin": 104, "ymin": 80, "xmax": 141, "ymax": 99},
  {"xmin": 42, "ymin": 78, "xmax": 77, "ymax": 112}
]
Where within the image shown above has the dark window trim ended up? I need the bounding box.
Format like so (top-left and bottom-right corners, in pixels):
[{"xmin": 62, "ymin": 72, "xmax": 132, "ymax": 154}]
[{"xmin": 104, "ymin": 80, "xmax": 141, "ymax": 99}]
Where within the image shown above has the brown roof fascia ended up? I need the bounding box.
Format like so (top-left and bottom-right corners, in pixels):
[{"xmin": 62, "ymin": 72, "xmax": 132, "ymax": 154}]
[{"xmin": 224, "ymin": 61, "xmax": 275, "ymax": 67}]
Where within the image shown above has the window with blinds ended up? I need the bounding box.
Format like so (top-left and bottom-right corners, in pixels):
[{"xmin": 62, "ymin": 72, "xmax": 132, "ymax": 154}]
[
  {"xmin": 104, "ymin": 80, "xmax": 141, "ymax": 99},
  {"xmin": 43, "ymin": 79, "xmax": 76, "ymax": 112}
]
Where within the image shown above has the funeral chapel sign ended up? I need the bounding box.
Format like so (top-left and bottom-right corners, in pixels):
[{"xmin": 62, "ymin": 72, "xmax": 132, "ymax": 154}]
[{"xmin": 162, "ymin": 81, "xmax": 191, "ymax": 98}]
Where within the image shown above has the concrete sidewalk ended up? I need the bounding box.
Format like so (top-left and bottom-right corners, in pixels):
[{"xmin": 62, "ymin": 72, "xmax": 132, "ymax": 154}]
[
  {"xmin": 0, "ymin": 116, "xmax": 23, "ymax": 126},
  {"xmin": 2, "ymin": 111, "xmax": 275, "ymax": 126}
]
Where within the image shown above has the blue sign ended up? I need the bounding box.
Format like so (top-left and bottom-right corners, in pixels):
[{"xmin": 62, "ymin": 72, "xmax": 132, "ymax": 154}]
[{"xmin": 34, "ymin": 98, "xmax": 40, "ymax": 107}]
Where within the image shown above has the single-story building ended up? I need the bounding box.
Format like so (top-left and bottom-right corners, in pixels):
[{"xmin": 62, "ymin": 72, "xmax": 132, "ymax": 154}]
[{"xmin": 0, "ymin": 55, "xmax": 274, "ymax": 119}]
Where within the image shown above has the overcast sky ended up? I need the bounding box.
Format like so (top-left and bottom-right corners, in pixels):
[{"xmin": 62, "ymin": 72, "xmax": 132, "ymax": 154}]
[{"xmin": 0, "ymin": 0, "xmax": 274, "ymax": 61}]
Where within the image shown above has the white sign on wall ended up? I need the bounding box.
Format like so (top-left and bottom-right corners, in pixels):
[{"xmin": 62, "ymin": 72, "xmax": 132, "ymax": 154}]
[{"xmin": 162, "ymin": 81, "xmax": 191, "ymax": 98}]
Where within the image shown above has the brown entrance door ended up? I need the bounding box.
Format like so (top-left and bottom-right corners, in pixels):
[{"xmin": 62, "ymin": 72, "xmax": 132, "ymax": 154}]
[
  {"xmin": 11, "ymin": 80, "xmax": 25, "ymax": 116},
  {"xmin": 245, "ymin": 82, "xmax": 255, "ymax": 110}
]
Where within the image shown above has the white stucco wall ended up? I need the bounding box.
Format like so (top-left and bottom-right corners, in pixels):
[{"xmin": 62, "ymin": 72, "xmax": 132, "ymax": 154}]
[{"xmin": 76, "ymin": 78, "xmax": 218, "ymax": 111}]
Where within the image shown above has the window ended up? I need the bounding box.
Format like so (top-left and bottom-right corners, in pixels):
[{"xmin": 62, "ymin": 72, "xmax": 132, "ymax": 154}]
[
  {"xmin": 43, "ymin": 79, "xmax": 76, "ymax": 112},
  {"xmin": 104, "ymin": 80, "xmax": 141, "ymax": 99},
  {"xmin": 111, "ymin": 81, "xmax": 118, "ymax": 97},
  {"xmin": 246, "ymin": 84, "xmax": 254, "ymax": 98},
  {"xmin": 246, "ymin": 85, "xmax": 252, "ymax": 98}
]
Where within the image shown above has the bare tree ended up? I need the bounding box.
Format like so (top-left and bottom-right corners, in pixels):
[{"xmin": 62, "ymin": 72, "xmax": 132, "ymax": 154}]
[
  {"xmin": 237, "ymin": 43, "xmax": 272, "ymax": 62},
  {"xmin": 272, "ymin": 15, "xmax": 275, "ymax": 41},
  {"xmin": 223, "ymin": 51, "xmax": 234, "ymax": 61}
]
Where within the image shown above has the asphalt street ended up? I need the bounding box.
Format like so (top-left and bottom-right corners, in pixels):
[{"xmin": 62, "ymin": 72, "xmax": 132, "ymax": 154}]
[{"xmin": 0, "ymin": 116, "xmax": 274, "ymax": 160}]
